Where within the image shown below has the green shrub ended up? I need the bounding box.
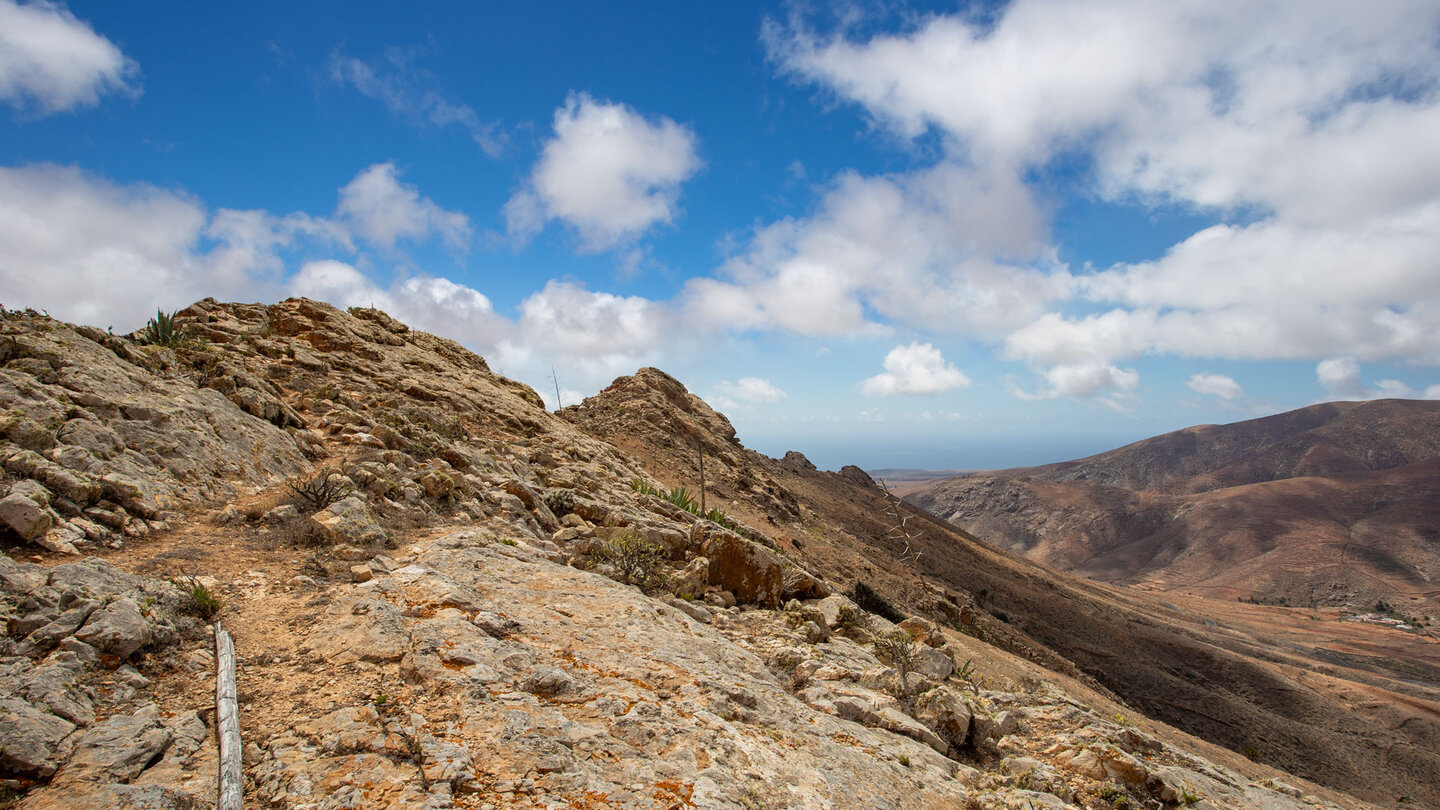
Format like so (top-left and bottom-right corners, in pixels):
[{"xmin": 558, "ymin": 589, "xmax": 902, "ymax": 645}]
[
  {"xmin": 630, "ymin": 478, "xmax": 663, "ymax": 497},
  {"xmin": 704, "ymin": 507, "xmax": 740, "ymax": 531},
  {"xmin": 872, "ymin": 629, "xmax": 920, "ymax": 701},
  {"xmin": 591, "ymin": 534, "xmax": 669, "ymax": 592},
  {"xmin": 180, "ymin": 577, "xmax": 223, "ymax": 620},
  {"xmin": 851, "ymin": 581, "xmax": 905, "ymax": 623}
]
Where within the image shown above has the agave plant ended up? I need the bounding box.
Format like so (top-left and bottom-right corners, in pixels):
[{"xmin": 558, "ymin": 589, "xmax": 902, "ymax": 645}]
[
  {"xmin": 664, "ymin": 486, "xmax": 698, "ymax": 513},
  {"xmin": 139, "ymin": 308, "xmax": 187, "ymax": 347}
]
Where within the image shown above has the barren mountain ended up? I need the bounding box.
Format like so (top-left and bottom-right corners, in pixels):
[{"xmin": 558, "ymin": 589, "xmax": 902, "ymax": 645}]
[
  {"xmin": 908, "ymin": 403, "xmax": 1440, "ymax": 613},
  {"xmin": 0, "ymin": 301, "xmax": 1435, "ymax": 809}
]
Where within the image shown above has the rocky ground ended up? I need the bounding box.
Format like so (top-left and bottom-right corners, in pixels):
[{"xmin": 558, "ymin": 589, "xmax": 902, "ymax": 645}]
[{"xmin": 0, "ymin": 300, "xmax": 1422, "ymax": 808}]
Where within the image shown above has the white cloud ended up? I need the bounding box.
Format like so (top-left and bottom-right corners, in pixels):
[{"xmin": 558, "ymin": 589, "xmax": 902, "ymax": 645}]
[
  {"xmin": 0, "ymin": 164, "xmax": 282, "ymax": 329},
  {"xmin": 0, "ymin": 163, "xmax": 484, "ymax": 340},
  {"xmin": 288, "ymin": 260, "xmax": 508, "ymax": 349},
  {"xmin": 768, "ymin": 1, "xmax": 1440, "ymax": 396},
  {"xmin": 506, "ymin": 92, "xmax": 701, "ymax": 251},
  {"xmin": 683, "ymin": 163, "xmax": 1066, "ymax": 337},
  {"xmin": 0, "ymin": 0, "xmax": 137, "ymax": 115},
  {"xmin": 862, "ymin": 342, "xmax": 972, "ymax": 396},
  {"xmin": 492, "ymin": 280, "xmax": 671, "ymax": 389},
  {"xmin": 1315, "ymin": 357, "xmax": 1426, "ymax": 401},
  {"xmin": 337, "ymin": 162, "xmax": 471, "ymax": 252},
  {"xmin": 772, "ymin": 1, "xmax": 1440, "ymax": 221},
  {"xmin": 1186, "ymin": 372, "xmax": 1243, "ymax": 401},
  {"xmin": 717, "ymin": 377, "xmax": 786, "ymax": 403},
  {"xmin": 1007, "ymin": 363, "xmax": 1140, "ymax": 403},
  {"xmin": 330, "ymin": 47, "xmax": 504, "ymax": 157}
]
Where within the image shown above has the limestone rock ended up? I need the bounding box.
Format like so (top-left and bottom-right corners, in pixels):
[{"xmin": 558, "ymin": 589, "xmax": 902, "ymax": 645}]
[
  {"xmin": 913, "ymin": 685, "xmax": 973, "ymax": 750},
  {"xmin": 0, "ymin": 696, "xmax": 76, "ymax": 777},
  {"xmin": 74, "ymin": 597, "xmax": 151, "ymax": 660},
  {"xmin": 697, "ymin": 523, "xmax": 783, "ymax": 607},
  {"xmin": 56, "ymin": 708, "xmax": 172, "ymax": 784},
  {"xmin": 309, "ymin": 495, "xmax": 389, "ymax": 547},
  {"xmin": 0, "ymin": 491, "xmax": 53, "ymax": 540},
  {"xmin": 913, "ymin": 644, "xmax": 955, "ymax": 680}
]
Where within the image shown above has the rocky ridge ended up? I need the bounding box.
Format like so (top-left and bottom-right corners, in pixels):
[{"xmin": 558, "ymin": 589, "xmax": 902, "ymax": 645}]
[{"xmin": 0, "ymin": 300, "xmax": 1421, "ymax": 808}]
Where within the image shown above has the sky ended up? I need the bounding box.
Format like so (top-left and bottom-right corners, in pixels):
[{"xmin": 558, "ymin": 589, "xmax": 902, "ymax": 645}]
[{"xmin": 2, "ymin": 1, "xmax": 1440, "ymax": 471}]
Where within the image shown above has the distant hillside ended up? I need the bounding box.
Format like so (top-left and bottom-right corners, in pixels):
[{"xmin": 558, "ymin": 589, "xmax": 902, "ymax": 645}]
[
  {"xmin": 907, "ymin": 400, "xmax": 1440, "ymax": 610},
  {"xmin": 1003, "ymin": 399, "xmax": 1440, "ymax": 494}
]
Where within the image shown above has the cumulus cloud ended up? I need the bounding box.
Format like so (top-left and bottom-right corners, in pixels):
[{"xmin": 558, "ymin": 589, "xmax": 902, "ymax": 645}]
[
  {"xmin": 0, "ymin": 0, "xmax": 137, "ymax": 115},
  {"xmin": 0, "ymin": 164, "xmax": 296, "ymax": 328},
  {"xmin": 288, "ymin": 259, "xmax": 508, "ymax": 349},
  {"xmin": 505, "ymin": 92, "xmax": 701, "ymax": 251},
  {"xmin": 330, "ymin": 47, "xmax": 504, "ymax": 156},
  {"xmin": 490, "ymin": 280, "xmax": 672, "ymax": 388},
  {"xmin": 337, "ymin": 162, "xmax": 471, "ymax": 252},
  {"xmin": 683, "ymin": 163, "xmax": 1065, "ymax": 337},
  {"xmin": 717, "ymin": 377, "xmax": 787, "ymax": 403},
  {"xmin": 1006, "ymin": 363, "xmax": 1140, "ymax": 404},
  {"xmin": 862, "ymin": 342, "xmax": 972, "ymax": 396},
  {"xmin": 1186, "ymin": 372, "xmax": 1243, "ymax": 401},
  {"xmin": 767, "ymin": 1, "xmax": 1440, "ymax": 397},
  {"xmin": 0, "ymin": 162, "xmax": 471, "ymax": 336},
  {"xmin": 1315, "ymin": 357, "xmax": 1427, "ymax": 401}
]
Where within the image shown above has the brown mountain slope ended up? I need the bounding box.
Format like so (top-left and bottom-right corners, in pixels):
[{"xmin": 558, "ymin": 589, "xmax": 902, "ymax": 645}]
[
  {"xmin": 1002, "ymin": 399, "xmax": 1440, "ymax": 494},
  {"xmin": 564, "ymin": 371, "xmax": 1440, "ymax": 805},
  {"xmin": 908, "ymin": 403, "xmax": 1440, "ymax": 612}
]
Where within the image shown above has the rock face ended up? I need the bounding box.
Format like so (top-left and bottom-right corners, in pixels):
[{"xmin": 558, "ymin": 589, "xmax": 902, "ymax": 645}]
[
  {"xmin": 0, "ymin": 301, "xmax": 1425, "ymax": 809},
  {"xmin": 0, "ymin": 551, "xmax": 210, "ymax": 806},
  {"xmin": 0, "ymin": 311, "xmax": 308, "ymax": 555}
]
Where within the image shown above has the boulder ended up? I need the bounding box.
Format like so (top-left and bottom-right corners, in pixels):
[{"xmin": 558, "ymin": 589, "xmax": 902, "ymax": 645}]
[
  {"xmin": 913, "ymin": 685, "xmax": 973, "ymax": 751},
  {"xmin": 0, "ymin": 491, "xmax": 54, "ymax": 540},
  {"xmin": 74, "ymin": 597, "xmax": 151, "ymax": 660},
  {"xmin": 913, "ymin": 645, "xmax": 955, "ymax": 680},
  {"xmin": 0, "ymin": 696, "xmax": 77, "ymax": 777},
  {"xmin": 57, "ymin": 709, "xmax": 172, "ymax": 784},
  {"xmin": 310, "ymin": 495, "xmax": 390, "ymax": 547},
  {"xmin": 899, "ymin": 616, "xmax": 946, "ymax": 647},
  {"xmin": 696, "ymin": 523, "xmax": 783, "ymax": 607},
  {"xmin": 809, "ymin": 594, "xmax": 861, "ymax": 628},
  {"xmin": 1053, "ymin": 743, "xmax": 1152, "ymax": 792},
  {"xmin": 876, "ymin": 706, "xmax": 948, "ymax": 754}
]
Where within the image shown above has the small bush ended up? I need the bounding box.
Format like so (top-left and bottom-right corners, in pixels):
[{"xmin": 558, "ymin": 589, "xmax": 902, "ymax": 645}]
[
  {"xmin": 286, "ymin": 469, "xmax": 352, "ymax": 513},
  {"xmin": 851, "ymin": 581, "xmax": 905, "ymax": 623},
  {"xmin": 872, "ymin": 630, "xmax": 920, "ymax": 702},
  {"xmin": 591, "ymin": 534, "xmax": 669, "ymax": 592},
  {"xmin": 704, "ymin": 507, "xmax": 740, "ymax": 531},
  {"xmin": 180, "ymin": 577, "xmax": 223, "ymax": 620},
  {"xmin": 630, "ymin": 478, "xmax": 663, "ymax": 497},
  {"xmin": 542, "ymin": 488, "xmax": 577, "ymax": 517}
]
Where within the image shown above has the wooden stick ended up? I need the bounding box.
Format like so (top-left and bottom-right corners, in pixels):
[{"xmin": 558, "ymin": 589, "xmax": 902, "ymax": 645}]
[
  {"xmin": 215, "ymin": 622, "xmax": 243, "ymax": 810},
  {"xmin": 697, "ymin": 441, "xmax": 707, "ymax": 515}
]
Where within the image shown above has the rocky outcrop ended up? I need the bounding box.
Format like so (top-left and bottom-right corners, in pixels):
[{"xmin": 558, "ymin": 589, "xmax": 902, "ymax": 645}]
[
  {"xmin": 0, "ymin": 311, "xmax": 308, "ymax": 555},
  {"xmin": 0, "ymin": 551, "xmax": 211, "ymax": 805}
]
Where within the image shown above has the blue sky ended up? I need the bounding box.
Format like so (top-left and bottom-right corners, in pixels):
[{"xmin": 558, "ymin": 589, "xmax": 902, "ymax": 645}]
[{"xmin": 3, "ymin": 1, "xmax": 1440, "ymax": 470}]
